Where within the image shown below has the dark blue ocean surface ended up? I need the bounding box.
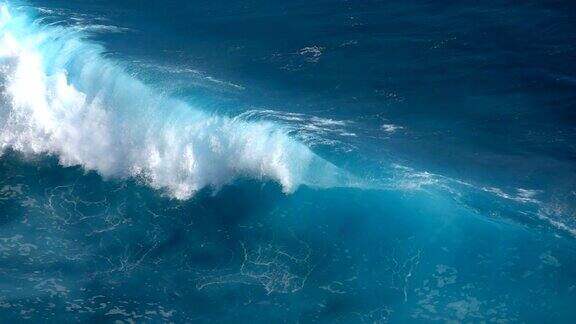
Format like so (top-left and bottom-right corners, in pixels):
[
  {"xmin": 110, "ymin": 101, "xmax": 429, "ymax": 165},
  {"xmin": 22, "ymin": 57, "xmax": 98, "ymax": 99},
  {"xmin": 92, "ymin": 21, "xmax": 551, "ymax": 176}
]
[{"xmin": 0, "ymin": 0, "xmax": 575, "ymax": 322}]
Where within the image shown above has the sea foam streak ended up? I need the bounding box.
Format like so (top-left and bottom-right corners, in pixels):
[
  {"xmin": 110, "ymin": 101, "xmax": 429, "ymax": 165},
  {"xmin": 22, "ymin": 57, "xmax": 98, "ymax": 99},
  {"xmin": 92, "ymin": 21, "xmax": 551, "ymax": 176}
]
[{"xmin": 0, "ymin": 5, "xmax": 346, "ymax": 199}]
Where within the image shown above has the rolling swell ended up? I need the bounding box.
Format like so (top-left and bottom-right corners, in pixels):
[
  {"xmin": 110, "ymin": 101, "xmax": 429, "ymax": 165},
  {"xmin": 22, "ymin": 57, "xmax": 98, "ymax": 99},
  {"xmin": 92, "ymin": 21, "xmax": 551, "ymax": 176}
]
[{"xmin": 0, "ymin": 4, "xmax": 347, "ymax": 199}]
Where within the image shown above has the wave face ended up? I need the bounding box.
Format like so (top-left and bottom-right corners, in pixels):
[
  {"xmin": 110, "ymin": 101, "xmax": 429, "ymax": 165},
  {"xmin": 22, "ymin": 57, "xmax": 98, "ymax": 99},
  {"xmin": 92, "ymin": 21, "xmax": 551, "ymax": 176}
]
[{"xmin": 0, "ymin": 5, "xmax": 345, "ymax": 199}]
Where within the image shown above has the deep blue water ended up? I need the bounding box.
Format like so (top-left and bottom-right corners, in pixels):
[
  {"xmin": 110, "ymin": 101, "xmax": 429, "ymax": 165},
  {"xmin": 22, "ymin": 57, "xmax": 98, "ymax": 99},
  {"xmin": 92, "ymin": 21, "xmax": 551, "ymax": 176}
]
[{"xmin": 0, "ymin": 0, "xmax": 575, "ymax": 322}]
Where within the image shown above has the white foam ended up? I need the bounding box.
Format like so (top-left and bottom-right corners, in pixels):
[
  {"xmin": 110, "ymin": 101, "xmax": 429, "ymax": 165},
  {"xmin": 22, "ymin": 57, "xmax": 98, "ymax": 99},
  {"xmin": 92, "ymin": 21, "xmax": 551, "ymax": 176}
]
[
  {"xmin": 236, "ymin": 109, "xmax": 356, "ymax": 149},
  {"xmin": 381, "ymin": 123, "xmax": 404, "ymax": 133},
  {"xmin": 0, "ymin": 5, "xmax": 347, "ymax": 199},
  {"xmin": 298, "ymin": 46, "xmax": 323, "ymax": 62}
]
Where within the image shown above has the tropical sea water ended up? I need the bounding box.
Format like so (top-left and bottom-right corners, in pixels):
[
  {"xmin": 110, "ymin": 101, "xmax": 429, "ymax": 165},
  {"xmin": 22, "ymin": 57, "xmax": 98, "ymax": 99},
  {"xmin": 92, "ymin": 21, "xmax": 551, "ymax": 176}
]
[{"xmin": 0, "ymin": 0, "xmax": 575, "ymax": 322}]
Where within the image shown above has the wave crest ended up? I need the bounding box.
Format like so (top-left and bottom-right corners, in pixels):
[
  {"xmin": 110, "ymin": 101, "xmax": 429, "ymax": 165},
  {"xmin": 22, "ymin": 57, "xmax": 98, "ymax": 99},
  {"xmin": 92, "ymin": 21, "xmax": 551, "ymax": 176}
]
[{"xmin": 0, "ymin": 5, "xmax": 345, "ymax": 199}]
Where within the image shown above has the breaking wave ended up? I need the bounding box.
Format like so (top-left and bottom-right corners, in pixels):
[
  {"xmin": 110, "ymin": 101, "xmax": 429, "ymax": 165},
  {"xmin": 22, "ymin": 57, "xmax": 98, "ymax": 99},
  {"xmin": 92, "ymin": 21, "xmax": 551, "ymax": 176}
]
[{"xmin": 0, "ymin": 4, "xmax": 348, "ymax": 199}]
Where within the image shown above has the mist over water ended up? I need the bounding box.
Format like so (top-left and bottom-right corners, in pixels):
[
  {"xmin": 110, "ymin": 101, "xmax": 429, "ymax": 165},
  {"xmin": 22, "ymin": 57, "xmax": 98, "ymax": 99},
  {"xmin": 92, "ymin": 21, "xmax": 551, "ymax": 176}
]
[{"xmin": 0, "ymin": 1, "xmax": 575, "ymax": 322}]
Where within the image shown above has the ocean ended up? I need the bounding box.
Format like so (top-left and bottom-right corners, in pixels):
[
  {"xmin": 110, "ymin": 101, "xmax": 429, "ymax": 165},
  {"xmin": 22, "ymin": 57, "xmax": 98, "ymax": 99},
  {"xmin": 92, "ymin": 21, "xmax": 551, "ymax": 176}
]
[{"xmin": 0, "ymin": 0, "xmax": 575, "ymax": 322}]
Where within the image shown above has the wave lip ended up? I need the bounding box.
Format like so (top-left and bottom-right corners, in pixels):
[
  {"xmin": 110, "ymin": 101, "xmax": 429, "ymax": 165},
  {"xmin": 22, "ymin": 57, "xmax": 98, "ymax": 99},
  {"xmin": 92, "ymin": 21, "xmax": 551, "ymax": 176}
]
[{"xmin": 0, "ymin": 4, "xmax": 347, "ymax": 199}]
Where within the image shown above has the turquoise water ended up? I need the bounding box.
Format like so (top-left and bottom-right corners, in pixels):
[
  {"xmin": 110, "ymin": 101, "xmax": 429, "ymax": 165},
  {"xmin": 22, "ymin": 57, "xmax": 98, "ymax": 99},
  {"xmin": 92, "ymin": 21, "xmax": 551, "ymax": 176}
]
[{"xmin": 0, "ymin": 1, "xmax": 575, "ymax": 322}]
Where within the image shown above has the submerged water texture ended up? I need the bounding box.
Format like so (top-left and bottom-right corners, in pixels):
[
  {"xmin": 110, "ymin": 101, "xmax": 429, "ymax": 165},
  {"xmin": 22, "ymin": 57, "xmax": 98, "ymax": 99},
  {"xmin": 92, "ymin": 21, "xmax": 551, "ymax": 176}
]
[{"xmin": 0, "ymin": 0, "xmax": 575, "ymax": 322}]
